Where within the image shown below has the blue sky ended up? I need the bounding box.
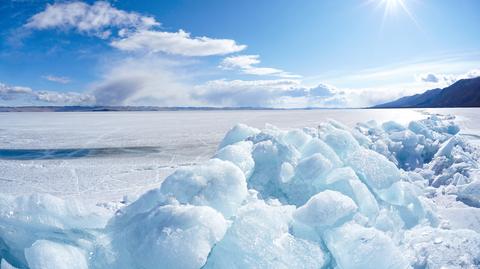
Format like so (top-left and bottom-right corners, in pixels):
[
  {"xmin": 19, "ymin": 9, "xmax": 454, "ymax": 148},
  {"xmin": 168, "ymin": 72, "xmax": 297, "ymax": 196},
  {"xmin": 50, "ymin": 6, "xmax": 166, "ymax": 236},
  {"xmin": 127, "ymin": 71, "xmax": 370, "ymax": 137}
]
[{"xmin": 0, "ymin": 0, "xmax": 479, "ymax": 107}]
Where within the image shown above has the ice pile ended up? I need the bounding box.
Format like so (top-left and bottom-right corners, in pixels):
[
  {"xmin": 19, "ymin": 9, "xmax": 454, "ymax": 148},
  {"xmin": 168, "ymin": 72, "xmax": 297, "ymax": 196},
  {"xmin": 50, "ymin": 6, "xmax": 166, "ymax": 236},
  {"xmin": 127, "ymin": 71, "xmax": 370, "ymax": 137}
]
[
  {"xmin": 1, "ymin": 114, "xmax": 480, "ymax": 269},
  {"xmin": 355, "ymin": 114, "xmax": 480, "ymax": 203}
]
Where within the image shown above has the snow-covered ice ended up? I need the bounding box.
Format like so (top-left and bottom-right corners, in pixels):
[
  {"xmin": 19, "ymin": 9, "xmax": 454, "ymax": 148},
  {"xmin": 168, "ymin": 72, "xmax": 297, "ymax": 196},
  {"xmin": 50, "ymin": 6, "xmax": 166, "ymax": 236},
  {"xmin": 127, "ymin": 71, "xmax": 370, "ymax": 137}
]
[{"xmin": 1, "ymin": 108, "xmax": 480, "ymax": 268}]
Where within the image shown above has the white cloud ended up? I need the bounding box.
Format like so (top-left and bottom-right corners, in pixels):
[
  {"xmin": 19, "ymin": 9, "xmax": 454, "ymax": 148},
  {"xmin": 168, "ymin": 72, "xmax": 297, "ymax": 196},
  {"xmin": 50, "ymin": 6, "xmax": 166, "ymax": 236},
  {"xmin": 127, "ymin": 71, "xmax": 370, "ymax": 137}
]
[
  {"xmin": 42, "ymin": 75, "xmax": 71, "ymax": 84},
  {"xmin": 416, "ymin": 68, "xmax": 480, "ymax": 86},
  {"xmin": 220, "ymin": 55, "xmax": 299, "ymax": 78},
  {"xmin": 0, "ymin": 84, "xmax": 32, "ymax": 97},
  {"xmin": 192, "ymin": 79, "xmax": 341, "ymax": 108},
  {"xmin": 25, "ymin": 1, "xmax": 158, "ymax": 38},
  {"xmin": 110, "ymin": 29, "xmax": 246, "ymax": 56},
  {"xmin": 0, "ymin": 83, "xmax": 94, "ymax": 106},
  {"xmin": 91, "ymin": 56, "xmax": 195, "ymax": 106},
  {"xmin": 35, "ymin": 91, "xmax": 95, "ymax": 104},
  {"xmin": 464, "ymin": 69, "xmax": 480, "ymax": 79},
  {"xmin": 25, "ymin": 1, "xmax": 245, "ymax": 56}
]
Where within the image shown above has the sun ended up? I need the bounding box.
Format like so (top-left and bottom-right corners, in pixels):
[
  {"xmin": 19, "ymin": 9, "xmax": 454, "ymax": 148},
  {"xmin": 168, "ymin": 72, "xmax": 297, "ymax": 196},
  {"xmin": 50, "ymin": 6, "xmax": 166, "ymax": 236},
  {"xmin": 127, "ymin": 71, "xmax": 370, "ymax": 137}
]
[
  {"xmin": 369, "ymin": 0, "xmax": 419, "ymax": 28},
  {"xmin": 381, "ymin": 0, "xmax": 408, "ymax": 15}
]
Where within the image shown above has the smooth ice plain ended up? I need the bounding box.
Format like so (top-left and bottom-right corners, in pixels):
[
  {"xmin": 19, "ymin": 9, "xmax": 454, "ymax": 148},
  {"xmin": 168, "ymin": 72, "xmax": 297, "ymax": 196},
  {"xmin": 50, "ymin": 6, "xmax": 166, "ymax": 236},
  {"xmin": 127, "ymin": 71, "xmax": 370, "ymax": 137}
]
[{"xmin": 1, "ymin": 108, "xmax": 480, "ymax": 269}]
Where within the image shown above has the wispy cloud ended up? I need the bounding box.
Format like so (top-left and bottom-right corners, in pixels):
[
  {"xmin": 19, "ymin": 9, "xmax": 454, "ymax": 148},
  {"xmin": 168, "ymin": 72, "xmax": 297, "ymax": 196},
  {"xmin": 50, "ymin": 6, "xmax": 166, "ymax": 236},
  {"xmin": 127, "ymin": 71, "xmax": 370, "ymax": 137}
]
[
  {"xmin": 91, "ymin": 56, "xmax": 194, "ymax": 106},
  {"xmin": 219, "ymin": 55, "xmax": 299, "ymax": 78},
  {"xmin": 42, "ymin": 75, "xmax": 71, "ymax": 84}
]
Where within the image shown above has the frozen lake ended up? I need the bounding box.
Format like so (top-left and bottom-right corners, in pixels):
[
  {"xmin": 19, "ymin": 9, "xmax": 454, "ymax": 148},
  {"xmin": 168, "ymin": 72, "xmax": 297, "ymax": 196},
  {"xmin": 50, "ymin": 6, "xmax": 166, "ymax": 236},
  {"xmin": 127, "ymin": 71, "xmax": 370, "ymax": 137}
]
[{"xmin": 1, "ymin": 108, "xmax": 479, "ymax": 202}]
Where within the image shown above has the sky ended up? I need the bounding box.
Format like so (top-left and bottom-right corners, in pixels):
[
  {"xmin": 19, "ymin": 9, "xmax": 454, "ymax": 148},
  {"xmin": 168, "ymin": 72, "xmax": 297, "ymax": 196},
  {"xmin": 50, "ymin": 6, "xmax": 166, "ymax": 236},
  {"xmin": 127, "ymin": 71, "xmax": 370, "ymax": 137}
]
[{"xmin": 0, "ymin": 0, "xmax": 479, "ymax": 108}]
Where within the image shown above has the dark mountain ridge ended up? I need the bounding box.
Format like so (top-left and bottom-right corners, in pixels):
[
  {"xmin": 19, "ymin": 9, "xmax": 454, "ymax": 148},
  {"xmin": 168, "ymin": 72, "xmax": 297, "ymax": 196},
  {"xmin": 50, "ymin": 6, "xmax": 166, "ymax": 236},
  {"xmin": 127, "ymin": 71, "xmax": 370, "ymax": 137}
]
[{"xmin": 374, "ymin": 76, "xmax": 480, "ymax": 108}]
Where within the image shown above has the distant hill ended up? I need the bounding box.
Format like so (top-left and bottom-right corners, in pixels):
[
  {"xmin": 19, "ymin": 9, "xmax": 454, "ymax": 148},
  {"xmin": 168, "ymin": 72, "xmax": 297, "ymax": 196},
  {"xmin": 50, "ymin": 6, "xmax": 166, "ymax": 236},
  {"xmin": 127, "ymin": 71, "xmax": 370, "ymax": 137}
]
[
  {"xmin": 373, "ymin": 76, "xmax": 480, "ymax": 108},
  {"xmin": 0, "ymin": 106, "xmax": 281, "ymax": 112}
]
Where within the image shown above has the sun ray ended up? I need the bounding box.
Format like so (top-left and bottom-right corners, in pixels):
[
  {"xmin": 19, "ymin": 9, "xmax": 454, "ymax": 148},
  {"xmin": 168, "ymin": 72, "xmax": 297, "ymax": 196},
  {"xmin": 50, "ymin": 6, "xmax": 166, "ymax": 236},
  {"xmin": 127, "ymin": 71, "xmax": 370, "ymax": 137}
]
[{"xmin": 367, "ymin": 0, "xmax": 422, "ymax": 32}]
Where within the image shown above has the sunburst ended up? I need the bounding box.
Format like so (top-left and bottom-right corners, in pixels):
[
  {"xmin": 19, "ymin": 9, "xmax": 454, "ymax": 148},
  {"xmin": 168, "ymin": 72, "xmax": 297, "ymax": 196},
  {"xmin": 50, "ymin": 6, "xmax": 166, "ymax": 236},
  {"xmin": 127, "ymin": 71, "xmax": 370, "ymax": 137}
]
[{"xmin": 368, "ymin": 0, "xmax": 420, "ymax": 29}]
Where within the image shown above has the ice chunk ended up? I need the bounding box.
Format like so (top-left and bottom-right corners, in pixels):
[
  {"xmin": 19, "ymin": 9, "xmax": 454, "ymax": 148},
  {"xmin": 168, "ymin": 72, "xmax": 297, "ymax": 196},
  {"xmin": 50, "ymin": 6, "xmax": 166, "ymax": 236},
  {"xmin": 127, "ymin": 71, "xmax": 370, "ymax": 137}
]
[
  {"xmin": 346, "ymin": 148, "xmax": 400, "ymax": 191},
  {"xmin": 351, "ymin": 128, "xmax": 372, "ymax": 147},
  {"xmin": 328, "ymin": 119, "xmax": 350, "ymax": 131},
  {"xmin": 1, "ymin": 259, "xmax": 18, "ymax": 269},
  {"xmin": 249, "ymin": 139, "xmax": 299, "ymax": 201},
  {"xmin": 374, "ymin": 208, "xmax": 405, "ymax": 236},
  {"xmin": 281, "ymin": 129, "xmax": 311, "ymax": 150},
  {"xmin": 293, "ymin": 190, "xmax": 357, "ymax": 229},
  {"xmin": 376, "ymin": 181, "xmax": 426, "ymax": 228},
  {"xmin": 219, "ymin": 123, "xmax": 260, "ymax": 149},
  {"xmin": 301, "ymin": 138, "xmax": 342, "ymax": 167},
  {"xmin": 204, "ymin": 197, "xmax": 326, "ymax": 269},
  {"xmin": 437, "ymin": 207, "xmax": 480, "ymax": 232},
  {"xmin": 112, "ymin": 159, "xmax": 247, "ymax": 234},
  {"xmin": 214, "ymin": 141, "xmax": 254, "ymax": 178},
  {"xmin": 324, "ymin": 222, "xmax": 409, "ymax": 269},
  {"xmin": 457, "ymin": 180, "xmax": 480, "ymax": 207},
  {"xmin": 434, "ymin": 136, "xmax": 457, "ymax": 158},
  {"xmin": 403, "ymin": 226, "xmax": 480, "ymax": 269},
  {"xmin": 25, "ymin": 240, "xmax": 88, "ymax": 269},
  {"xmin": 279, "ymin": 162, "xmax": 295, "ymax": 183},
  {"xmin": 0, "ymin": 194, "xmax": 108, "ymax": 268},
  {"xmin": 382, "ymin": 121, "xmax": 406, "ymax": 132},
  {"xmin": 159, "ymin": 158, "xmax": 248, "ymax": 217},
  {"xmin": 111, "ymin": 204, "xmax": 228, "ymax": 269},
  {"xmin": 296, "ymin": 153, "xmax": 334, "ymax": 183},
  {"xmin": 321, "ymin": 167, "xmax": 380, "ymax": 221},
  {"xmin": 389, "ymin": 130, "xmax": 419, "ymax": 148},
  {"xmin": 281, "ymin": 153, "xmax": 335, "ymax": 205},
  {"xmin": 0, "ymin": 193, "xmax": 107, "ymax": 230},
  {"xmin": 321, "ymin": 126, "xmax": 360, "ymax": 159}
]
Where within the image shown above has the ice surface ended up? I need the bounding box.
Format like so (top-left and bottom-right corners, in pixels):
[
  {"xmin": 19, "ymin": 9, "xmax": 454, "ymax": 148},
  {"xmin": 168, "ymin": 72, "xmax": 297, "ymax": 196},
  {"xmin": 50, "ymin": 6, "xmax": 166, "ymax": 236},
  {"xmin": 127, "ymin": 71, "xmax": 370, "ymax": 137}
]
[{"xmin": 1, "ymin": 109, "xmax": 480, "ymax": 268}]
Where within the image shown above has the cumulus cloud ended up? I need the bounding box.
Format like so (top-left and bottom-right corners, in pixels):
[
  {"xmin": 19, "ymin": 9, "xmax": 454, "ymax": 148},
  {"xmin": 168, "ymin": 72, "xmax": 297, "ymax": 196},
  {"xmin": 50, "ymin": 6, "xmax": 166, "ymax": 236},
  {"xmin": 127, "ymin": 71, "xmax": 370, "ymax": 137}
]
[
  {"xmin": 42, "ymin": 75, "xmax": 71, "ymax": 84},
  {"xmin": 0, "ymin": 83, "xmax": 95, "ymax": 106},
  {"xmin": 0, "ymin": 84, "xmax": 33, "ymax": 100},
  {"xmin": 111, "ymin": 29, "xmax": 246, "ymax": 56},
  {"xmin": 219, "ymin": 55, "xmax": 299, "ymax": 78},
  {"xmin": 88, "ymin": 56, "xmax": 356, "ymax": 108},
  {"xmin": 416, "ymin": 69, "xmax": 480, "ymax": 86},
  {"xmin": 463, "ymin": 69, "xmax": 480, "ymax": 79},
  {"xmin": 24, "ymin": 1, "xmax": 245, "ymax": 56},
  {"xmin": 416, "ymin": 73, "xmax": 456, "ymax": 85},
  {"xmin": 192, "ymin": 79, "xmax": 342, "ymax": 108},
  {"xmin": 25, "ymin": 1, "xmax": 158, "ymax": 38}
]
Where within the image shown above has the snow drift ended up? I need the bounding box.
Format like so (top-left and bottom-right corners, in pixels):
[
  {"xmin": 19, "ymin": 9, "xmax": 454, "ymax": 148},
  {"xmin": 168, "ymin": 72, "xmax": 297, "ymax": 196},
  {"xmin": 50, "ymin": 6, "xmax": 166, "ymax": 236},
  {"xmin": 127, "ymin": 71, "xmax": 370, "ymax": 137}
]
[{"xmin": 1, "ymin": 113, "xmax": 480, "ymax": 269}]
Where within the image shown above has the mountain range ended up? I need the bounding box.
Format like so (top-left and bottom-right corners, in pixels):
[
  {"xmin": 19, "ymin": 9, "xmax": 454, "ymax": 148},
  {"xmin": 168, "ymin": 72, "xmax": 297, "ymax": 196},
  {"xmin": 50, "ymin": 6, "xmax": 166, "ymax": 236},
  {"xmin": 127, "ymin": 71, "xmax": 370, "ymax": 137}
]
[{"xmin": 374, "ymin": 76, "xmax": 480, "ymax": 108}]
